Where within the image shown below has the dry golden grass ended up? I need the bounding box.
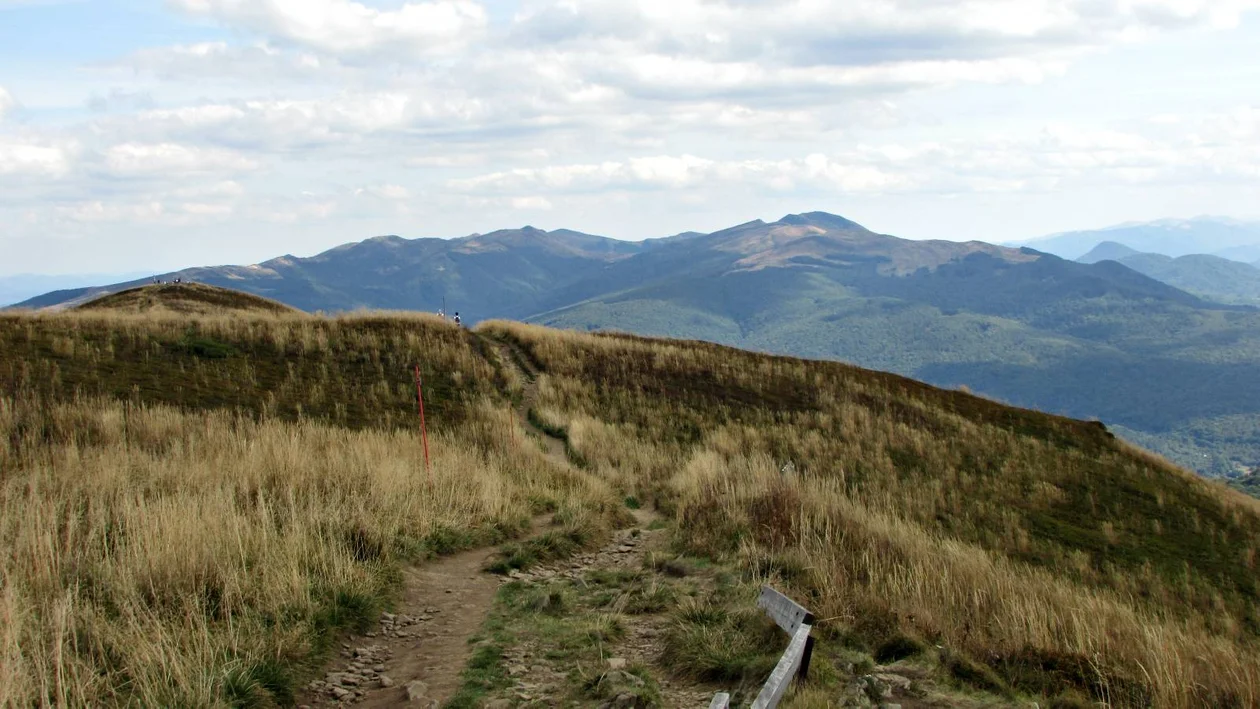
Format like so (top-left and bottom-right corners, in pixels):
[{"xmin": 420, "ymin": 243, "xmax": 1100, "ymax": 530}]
[
  {"xmin": 478, "ymin": 320, "xmax": 1260, "ymax": 708},
  {"xmin": 78, "ymin": 282, "xmax": 299, "ymax": 316},
  {"xmin": 0, "ymin": 309, "xmax": 501, "ymax": 432},
  {"xmin": 5, "ymin": 300, "xmax": 1260, "ymax": 707},
  {"xmin": 0, "ymin": 393, "xmax": 616, "ymax": 706},
  {"xmin": 679, "ymin": 457, "xmax": 1258, "ymax": 707},
  {"xmin": 0, "ymin": 309, "xmax": 618, "ymax": 707}
]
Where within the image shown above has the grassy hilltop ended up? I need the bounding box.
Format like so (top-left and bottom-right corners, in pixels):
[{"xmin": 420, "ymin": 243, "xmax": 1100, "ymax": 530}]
[{"xmin": 2, "ymin": 284, "xmax": 1259, "ymax": 707}]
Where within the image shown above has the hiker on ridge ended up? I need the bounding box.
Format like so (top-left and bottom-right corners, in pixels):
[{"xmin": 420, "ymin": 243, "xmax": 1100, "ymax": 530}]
[{"xmin": 453, "ymin": 313, "xmax": 462, "ymax": 326}]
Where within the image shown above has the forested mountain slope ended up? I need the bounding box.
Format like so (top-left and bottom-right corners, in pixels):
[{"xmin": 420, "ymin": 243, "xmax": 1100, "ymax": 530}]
[{"xmin": 1078, "ymin": 243, "xmax": 1260, "ymax": 305}]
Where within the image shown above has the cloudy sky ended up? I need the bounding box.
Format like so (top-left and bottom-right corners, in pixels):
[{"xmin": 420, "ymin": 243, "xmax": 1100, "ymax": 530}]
[{"xmin": 1, "ymin": 0, "xmax": 1258, "ymax": 276}]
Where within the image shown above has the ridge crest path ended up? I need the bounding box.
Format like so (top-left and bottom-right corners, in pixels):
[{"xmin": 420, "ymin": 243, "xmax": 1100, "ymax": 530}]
[
  {"xmin": 297, "ymin": 520, "xmax": 555, "ymax": 709},
  {"xmin": 489, "ymin": 335, "xmax": 568, "ymax": 463},
  {"xmin": 298, "ymin": 336, "xmax": 575, "ymax": 708}
]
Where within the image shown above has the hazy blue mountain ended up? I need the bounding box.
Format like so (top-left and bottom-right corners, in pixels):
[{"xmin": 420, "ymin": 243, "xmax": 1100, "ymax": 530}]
[
  {"xmin": 1214, "ymin": 244, "xmax": 1260, "ymax": 263},
  {"xmin": 1016, "ymin": 217, "xmax": 1260, "ymax": 260},
  {"xmin": 0, "ymin": 272, "xmax": 152, "ymax": 307},
  {"xmin": 1077, "ymin": 241, "xmax": 1142, "ymax": 264},
  {"xmin": 1076, "ymin": 244, "xmax": 1260, "ymax": 305},
  {"xmin": 16, "ymin": 211, "xmax": 1260, "ymax": 479},
  {"xmin": 15, "ymin": 227, "xmax": 642, "ymax": 318},
  {"xmin": 1119, "ymin": 253, "xmax": 1260, "ymax": 305}
]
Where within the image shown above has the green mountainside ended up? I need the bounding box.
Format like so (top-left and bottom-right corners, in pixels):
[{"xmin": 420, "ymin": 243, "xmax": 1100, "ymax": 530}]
[
  {"xmin": 1088, "ymin": 249, "xmax": 1260, "ymax": 305},
  {"xmin": 14, "ymin": 212, "xmax": 1260, "ymax": 482}
]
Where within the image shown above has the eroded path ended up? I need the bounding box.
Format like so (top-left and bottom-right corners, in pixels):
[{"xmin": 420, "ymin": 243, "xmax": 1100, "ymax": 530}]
[
  {"xmin": 298, "ymin": 337, "xmax": 577, "ymax": 708},
  {"xmin": 299, "ymin": 541, "xmax": 523, "ymax": 708},
  {"xmin": 486, "ymin": 336, "xmax": 567, "ymax": 462},
  {"xmin": 474, "ymin": 507, "xmax": 731, "ymax": 708}
]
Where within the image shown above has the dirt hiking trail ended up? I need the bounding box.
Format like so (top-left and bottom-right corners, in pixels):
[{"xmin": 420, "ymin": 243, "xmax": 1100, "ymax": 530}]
[
  {"xmin": 297, "ymin": 338, "xmax": 577, "ymax": 708},
  {"xmin": 299, "ymin": 332, "xmax": 1029, "ymax": 709},
  {"xmin": 489, "ymin": 505, "xmax": 731, "ymax": 708},
  {"xmin": 488, "ymin": 336, "xmax": 567, "ymax": 462}
]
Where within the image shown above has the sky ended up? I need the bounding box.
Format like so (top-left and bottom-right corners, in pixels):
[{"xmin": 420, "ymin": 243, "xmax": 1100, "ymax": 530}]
[{"xmin": 1, "ymin": 0, "xmax": 1258, "ymax": 277}]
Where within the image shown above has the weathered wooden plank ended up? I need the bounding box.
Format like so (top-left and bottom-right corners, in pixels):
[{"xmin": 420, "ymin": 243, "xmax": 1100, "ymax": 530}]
[
  {"xmin": 708, "ymin": 692, "xmax": 731, "ymax": 709},
  {"xmin": 798, "ymin": 634, "xmax": 815, "ymax": 681},
  {"xmin": 750, "ymin": 623, "xmax": 813, "ymax": 709},
  {"xmin": 757, "ymin": 585, "xmax": 815, "ymax": 636}
]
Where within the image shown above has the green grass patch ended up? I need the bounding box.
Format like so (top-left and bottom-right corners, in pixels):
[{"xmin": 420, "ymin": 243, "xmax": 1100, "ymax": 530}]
[
  {"xmin": 177, "ymin": 334, "xmax": 238, "ymax": 359},
  {"xmin": 661, "ymin": 595, "xmax": 783, "ymax": 683},
  {"xmin": 221, "ymin": 658, "xmax": 294, "ymax": 708},
  {"xmin": 485, "ymin": 526, "xmax": 592, "ymax": 574},
  {"xmin": 874, "ymin": 634, "xmax": 928, "ymax": 664},
  {"xmin": 941, "ymin": 650, "xmax": 1011, "ymax": 697},
  {"xmin": 579, "ymin": 664, "xmax": 662, "ymax": 707},
  {"xmin": 445, "ymin": 642, "xmax": 510, "ymax": 709}
]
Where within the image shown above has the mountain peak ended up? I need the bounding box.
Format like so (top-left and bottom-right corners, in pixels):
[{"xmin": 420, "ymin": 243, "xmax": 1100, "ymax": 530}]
[
  {"xmin": 1077, "ymin": 241, "xmax": 1143, "ymax": 264},
  {"xmin": 778, "ymin": 212, "xmax": 868, "ymax": 231}
]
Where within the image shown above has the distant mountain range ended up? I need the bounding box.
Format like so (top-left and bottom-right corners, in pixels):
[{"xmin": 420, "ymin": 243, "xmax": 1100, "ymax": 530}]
[
  {"xmin": 0, "ymin": 272, "xmax": 153, "ymax": 307},
  {"xmin": 1078, "ymin": 242, "xmax": 1260, "ymax": 305},
  {"xmin": 1015, "ymin": 216, "xmax": 1260, "ymax": 261},
  {"xmin": 15, "ymin": 211, "xmax": 1260, "ymax": 479}
]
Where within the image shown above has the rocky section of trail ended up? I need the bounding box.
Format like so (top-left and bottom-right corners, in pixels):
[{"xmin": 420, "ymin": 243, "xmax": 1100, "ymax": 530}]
[
  {"xmin": 477, "ymin": 510, "xmax": 728, "ymax": 709},
  {"xmin": 504, "ymin": 525, "xmax": 648, "ymax": 583},
  {"xmin": 296, "ymin": 541, "xmax": 520, "ymax": 708}
]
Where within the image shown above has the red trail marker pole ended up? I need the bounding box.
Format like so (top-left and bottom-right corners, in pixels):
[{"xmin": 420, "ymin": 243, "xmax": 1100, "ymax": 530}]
[{"xmin": 413, "ymin": 364, "xmax": 432, "ymax": 484}]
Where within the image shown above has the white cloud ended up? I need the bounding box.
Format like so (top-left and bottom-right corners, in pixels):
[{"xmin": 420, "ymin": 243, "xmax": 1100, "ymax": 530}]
[
  {"xmin": 102, "ymin": 143, "xmax": 261, "ymax": 176},
  {"xmin": 114, "ymin": 92, "xmax": 479, "ymax": 150},
  {"xmin": 499, "ymin": 0, "xmax": 1260, "ymax": 106},
  {"xmin": 0, "ymin": 86, "xmax": 14, "ymax": 120},
  {"xmin": 171, "ymin": 0, "xmax": 488, "ymax": 55},
  {"xmin": 448, "ymin": 119, "xmax": 1260, "ymax": 201},
  {"xmin": 511, "ymin": 196, "xmax": 553, "ymax": 210},
  {"xmin": 354, "ymin": 184, "xmax": 411, "ymax": 200},
  {"xmin": 179, "ymin": 201, "xmax": 235, "ymax": 217},
  {"xmin": 113, "ymin": 42, "xmax": 333, "ymax": 81},
  {"xmin": 172, "ymin": 180, "xmax": 246, "ymax": 200},
  {"xmin": 0, "ymin": 139, "xmax": 75, "ymax": 178},
  {"xmin": 513, "ymin": 0, "xmax": 1260, "ymax": 59},
  {"xmin": 6, "ymin": 0, "xmax": 1260, "ymax": 275},
  {"xmin": 57, "ymin": 200, "xmax": 166, "ymax": 223},
  {"xmin": 92, "ymin": 0, "xmax": 1258, "ymax": 171},
  {"xmin": 450, "ymin": 153, "xmax": 913, "ymax": 194}
]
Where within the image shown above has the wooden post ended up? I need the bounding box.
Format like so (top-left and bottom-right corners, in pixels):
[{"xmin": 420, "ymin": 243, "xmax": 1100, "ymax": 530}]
[
  {"xmin": 413, "ymin": 364, "xmax": 431, "ymax": 482},
  {"xmin": 799, "ymin": 635, "xmax": 815, "ymax": 681},
  {"xmin": 757, "ymin": 586, "xmax": 815, "ymax": 636},
  {"xmin": 754, "ymin": 585, "xmax": 817, "ymax": 700},
  {"xmin": 708, "ymin": 693, "xmax": 731, "ymax": 709},
  {"xmin": 750, "ymin": 624, "xmax": 813, "ymax": 709}
]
